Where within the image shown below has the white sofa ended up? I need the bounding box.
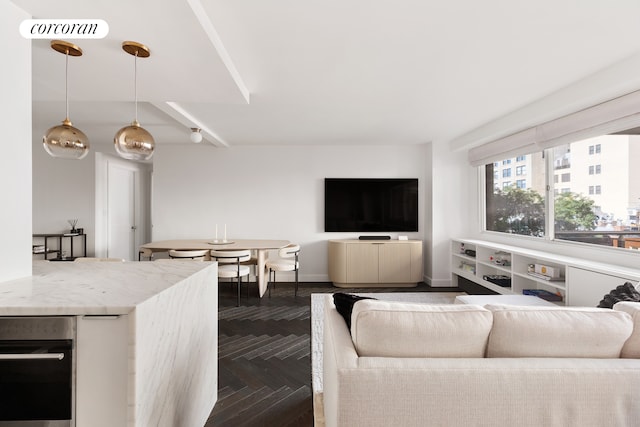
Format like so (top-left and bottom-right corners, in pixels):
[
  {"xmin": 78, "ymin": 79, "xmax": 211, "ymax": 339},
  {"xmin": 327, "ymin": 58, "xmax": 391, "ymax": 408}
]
[{"xmin": 322, "ymin": 295, "xmax": 640, "ymax": 427}]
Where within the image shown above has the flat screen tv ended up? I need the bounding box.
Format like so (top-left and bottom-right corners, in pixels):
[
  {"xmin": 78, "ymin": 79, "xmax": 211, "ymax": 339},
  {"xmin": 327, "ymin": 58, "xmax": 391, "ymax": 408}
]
[{"xmin": 324, "ymin": 178, "xmax": 418, "ymax": 232}]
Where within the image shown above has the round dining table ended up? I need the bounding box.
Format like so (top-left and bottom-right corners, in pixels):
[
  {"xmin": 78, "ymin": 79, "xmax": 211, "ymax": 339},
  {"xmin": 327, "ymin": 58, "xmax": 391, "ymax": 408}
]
[{"xmin": 139, "ymin": 239, "xmax": 290, "ymax": 297}]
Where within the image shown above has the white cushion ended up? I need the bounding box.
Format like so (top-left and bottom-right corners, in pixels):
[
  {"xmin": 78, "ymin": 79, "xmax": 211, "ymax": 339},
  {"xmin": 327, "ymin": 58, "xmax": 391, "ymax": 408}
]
[
  {"xmin": 217, "ymin": 264, "xmax": 250, "ymax": 278},
  {"xmin": 350, "ymin": 299, "xmax": 493, "ymax": 358},
  {"xmin": 266, "ymin": 258, "xmax": 298, "ymax": 271},
  {"xmin": 486, "ymin": 304, "xmax": 633, "ymax": 358},
  {"xmin": 613, "ymin": 301, "xmax": 640, "ymax": 358}
]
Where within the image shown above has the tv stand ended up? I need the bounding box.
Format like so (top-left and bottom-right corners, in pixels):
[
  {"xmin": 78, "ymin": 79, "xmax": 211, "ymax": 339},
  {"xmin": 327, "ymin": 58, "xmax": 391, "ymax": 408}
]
[{"xmin": 328, "ymin": 239, "xmax": 423, "ymax": 287}]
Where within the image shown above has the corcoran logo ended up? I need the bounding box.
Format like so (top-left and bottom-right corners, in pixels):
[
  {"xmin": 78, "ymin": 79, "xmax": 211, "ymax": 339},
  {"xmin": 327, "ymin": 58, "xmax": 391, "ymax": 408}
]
[{"xmin": 20, "ymin": 19, "xmax": 109, "ymax": 39}]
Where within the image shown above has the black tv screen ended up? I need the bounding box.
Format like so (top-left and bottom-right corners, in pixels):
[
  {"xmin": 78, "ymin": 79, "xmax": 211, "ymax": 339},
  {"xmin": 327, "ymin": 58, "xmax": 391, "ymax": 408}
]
[{"xmin": 324, "ymin": 178, "xmax": 418, "ymax": 232}]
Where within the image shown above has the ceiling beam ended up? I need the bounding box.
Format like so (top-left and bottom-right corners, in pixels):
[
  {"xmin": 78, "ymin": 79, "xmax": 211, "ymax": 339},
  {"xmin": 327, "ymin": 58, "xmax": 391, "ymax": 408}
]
[
  {"xmin": 186, "ymin": 0, "xmax": 250, "ymax": 105},
  {"xmin": 151, "ymin": 101, "xmax": 229, "ymax": 147}
]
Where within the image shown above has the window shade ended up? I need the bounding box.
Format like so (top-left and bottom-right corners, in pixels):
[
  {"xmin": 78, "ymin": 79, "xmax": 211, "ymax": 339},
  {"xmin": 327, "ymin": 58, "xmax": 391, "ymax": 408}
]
[
  {"xmin": 468, "ymin": 128, "xmax": 537, "ymax": 167},
  {"xmin": 469, "ymin": 89, "xmax": 640, "ymax": 166}
]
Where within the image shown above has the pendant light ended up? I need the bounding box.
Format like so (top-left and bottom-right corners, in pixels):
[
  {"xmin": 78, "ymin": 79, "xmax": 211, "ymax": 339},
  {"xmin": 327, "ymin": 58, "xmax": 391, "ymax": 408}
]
[
  {"xmin": 43, "ymin": 40, "xmax": 90, "ymax": 160},
  {"xmin": 114, "ymin": 41, "xmax": 155, "ymax": 161}
]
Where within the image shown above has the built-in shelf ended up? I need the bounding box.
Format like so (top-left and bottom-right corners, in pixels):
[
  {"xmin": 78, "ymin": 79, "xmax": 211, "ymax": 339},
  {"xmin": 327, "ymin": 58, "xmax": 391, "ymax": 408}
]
[{"xmin": 451, "ymin": 238, "xmax": 640, "ymax": 306}]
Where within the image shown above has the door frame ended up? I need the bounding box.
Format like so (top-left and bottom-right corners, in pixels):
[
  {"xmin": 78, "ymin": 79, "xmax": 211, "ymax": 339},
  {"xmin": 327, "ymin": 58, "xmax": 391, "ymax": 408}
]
[{"xmin": 95, "ymin": 153, "xmax": 151, "ymax": 259}]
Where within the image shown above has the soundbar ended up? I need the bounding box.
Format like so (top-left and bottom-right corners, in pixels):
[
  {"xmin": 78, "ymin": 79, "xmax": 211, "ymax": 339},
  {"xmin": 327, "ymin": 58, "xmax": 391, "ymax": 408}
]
[{"xmin": 359, "ymin": 235, "xmax": 391, "ymax": 240}]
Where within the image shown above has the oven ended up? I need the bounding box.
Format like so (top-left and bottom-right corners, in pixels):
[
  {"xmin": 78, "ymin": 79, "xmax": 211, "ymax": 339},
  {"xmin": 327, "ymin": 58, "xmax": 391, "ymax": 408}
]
[{"xmin": 0, "ymin": 317, "xmax": 75, "ymax": 427}]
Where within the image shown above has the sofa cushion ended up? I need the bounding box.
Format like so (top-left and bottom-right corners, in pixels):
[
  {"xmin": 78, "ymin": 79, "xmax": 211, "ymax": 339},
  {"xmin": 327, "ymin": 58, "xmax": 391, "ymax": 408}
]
[
  {"xmin": 597, "ymin": 282, "xmax": 640, "ymax": 309},
  {"xmin": 350, "ymin": 299, "xmax": 493, "ymax": 358},
  {"xmin": 613, "ymin": 301, "xmax": 640, "ymax": 358},
  {"xmin": 332, "ymin": 293, "xmax": 376, "ymax": 330},
  {"xmin": 486, "ymin": 304, "xmax": 633, "ymax": 358}
]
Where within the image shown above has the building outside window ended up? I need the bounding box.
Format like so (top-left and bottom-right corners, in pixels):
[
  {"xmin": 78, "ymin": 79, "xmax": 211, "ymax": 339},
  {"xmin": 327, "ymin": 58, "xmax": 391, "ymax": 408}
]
[
  {"xmin": 484, "ymin": 132, "xmax": 640, "ymax": 248},
  {"xmin": 516, "ymin": 155, "xmax": 526, "ymax": 162},
  {"xmin": 516, "ymin": 165, "xmax": 526, "ymax": 175},
  {"xmin": 503, "ymin": 168, "xmax": 511, "ymax": 178}
]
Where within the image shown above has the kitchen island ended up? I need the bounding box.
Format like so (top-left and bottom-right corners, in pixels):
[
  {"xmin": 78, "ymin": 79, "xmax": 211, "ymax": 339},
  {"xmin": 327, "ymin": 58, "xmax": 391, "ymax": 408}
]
[{"xmin": 0, "ymin": 260, "xmax": 218, "ymax": 427}]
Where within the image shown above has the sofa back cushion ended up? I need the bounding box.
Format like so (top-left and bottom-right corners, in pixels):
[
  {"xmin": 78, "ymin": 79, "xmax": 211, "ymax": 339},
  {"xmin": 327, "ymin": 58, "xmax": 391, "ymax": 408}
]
[
  {"xmin": 613, "ymin": 301, "xmax": 640, "ymax": 358},
  {"xmin": 350, "ymin": 300, "xmax": 493, "ymax": 357},
  {"xmin": 486, "ymin": 304, "xmax": 633, "ymax": 358}
]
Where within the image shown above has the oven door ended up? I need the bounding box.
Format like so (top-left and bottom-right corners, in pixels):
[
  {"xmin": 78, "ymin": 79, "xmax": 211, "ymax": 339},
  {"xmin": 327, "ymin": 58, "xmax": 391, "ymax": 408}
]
[
  {"xmin": 0, "ymin": 317, "xmax": 74, "ymax": 427},
  {"xmin": 0, "ymin": 340, "xmax": 73, "ymax": 423}
]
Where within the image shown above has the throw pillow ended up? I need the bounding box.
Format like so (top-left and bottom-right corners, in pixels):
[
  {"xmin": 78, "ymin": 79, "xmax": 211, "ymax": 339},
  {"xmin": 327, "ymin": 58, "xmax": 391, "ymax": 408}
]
[
  {"xmin": 332, "ymin": 293, "xmax": 376, "ymax": 329},
  {"xmin": 597, "ymin": 282, "xmax": 640, "ymax": 309}
]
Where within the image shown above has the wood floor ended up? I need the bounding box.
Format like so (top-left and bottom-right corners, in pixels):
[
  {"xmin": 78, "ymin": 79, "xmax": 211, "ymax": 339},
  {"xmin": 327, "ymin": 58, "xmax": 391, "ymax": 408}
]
[{"xmin": 205, "ymin": 281, "xmax": 460, "ymax": 427}]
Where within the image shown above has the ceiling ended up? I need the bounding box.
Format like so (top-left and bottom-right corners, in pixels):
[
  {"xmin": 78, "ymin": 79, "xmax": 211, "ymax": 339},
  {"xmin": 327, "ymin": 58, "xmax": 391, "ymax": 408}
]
[{"xmin": 12, "ymin": 0, "xmax": 640, "ymax": 150}]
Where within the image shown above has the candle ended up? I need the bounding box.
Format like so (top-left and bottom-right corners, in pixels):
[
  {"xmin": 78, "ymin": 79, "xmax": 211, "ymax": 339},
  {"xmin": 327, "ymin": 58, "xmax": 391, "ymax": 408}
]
[
  {"xmin": 224, "ymin": 224, "xmax": 227, "ymax": 242},
  {"xmin": 215, "ymin": 224, "xmax": 218, "ymax": 241}
]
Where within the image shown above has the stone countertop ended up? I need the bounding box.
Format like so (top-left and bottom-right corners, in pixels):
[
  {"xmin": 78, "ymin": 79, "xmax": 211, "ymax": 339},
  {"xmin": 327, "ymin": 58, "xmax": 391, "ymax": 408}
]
[{"xmin": 0, "ymin": 260, "xmax": 216, "ymax": 316}]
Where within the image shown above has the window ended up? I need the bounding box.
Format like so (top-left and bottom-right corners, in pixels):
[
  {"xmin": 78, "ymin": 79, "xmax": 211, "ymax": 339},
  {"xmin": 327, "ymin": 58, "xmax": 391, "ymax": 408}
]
[
  {"xmin": 502, "ymin": 159, "xmax": 511, "ymax": 165},
  {"xmin": 503, "ymin": 169, "xmax": 511, "ymax": 178},
  {"xmin": 516, "ymin": 155, "xmax": 526, "ymax": 162},
  {"xmin": 484, "ymin": 130, "xmax": 639, "ymax": 249},
  {"xmin": 485, "ymin": 152, "xmax": 545, "ymax": 237}
]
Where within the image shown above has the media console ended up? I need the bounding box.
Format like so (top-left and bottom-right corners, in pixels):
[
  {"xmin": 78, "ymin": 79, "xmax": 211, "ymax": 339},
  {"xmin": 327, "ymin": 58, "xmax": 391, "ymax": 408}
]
[{"xmin": 328, "ymin": 239, "xmax": 423, "ymax": 287}]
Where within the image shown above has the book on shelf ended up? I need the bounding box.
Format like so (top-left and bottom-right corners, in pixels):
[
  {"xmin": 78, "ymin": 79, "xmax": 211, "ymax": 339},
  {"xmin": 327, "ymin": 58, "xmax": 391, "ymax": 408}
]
[
  {"xmin": 523, "ymin": 289, "xmax": 563, "ymax": 302},
  {"xmin": 526, "ymin": 271, "xmax": 562, "ymax": 281}
]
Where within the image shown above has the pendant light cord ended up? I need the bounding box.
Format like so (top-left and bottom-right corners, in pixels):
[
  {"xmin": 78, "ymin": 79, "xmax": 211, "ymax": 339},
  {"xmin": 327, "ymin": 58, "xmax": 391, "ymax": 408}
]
[
  {"xmin": 65, "ymin": 50, "xmax": 69, "ymax": 121},
  {"xmin": 134, "ymin": 51, "xmax": 138, "ymax": 124}
]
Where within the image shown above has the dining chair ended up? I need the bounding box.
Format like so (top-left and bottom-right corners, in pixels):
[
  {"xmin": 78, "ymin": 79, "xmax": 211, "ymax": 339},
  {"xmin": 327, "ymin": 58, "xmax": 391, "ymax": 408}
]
[
  {"xmin": 210, "ymin": 249, "xmax": 252, "ymax": 306},
  {"xmin": 168, "ymin": 249, "xmax": 209, "ymax": 260},
  {"xmin": 266, "ymin": 243, "xmax": 300, "ymax": 296},
  {"xmin": 138, "ymin": 247, "xmax": 154, "ymax": 261}
]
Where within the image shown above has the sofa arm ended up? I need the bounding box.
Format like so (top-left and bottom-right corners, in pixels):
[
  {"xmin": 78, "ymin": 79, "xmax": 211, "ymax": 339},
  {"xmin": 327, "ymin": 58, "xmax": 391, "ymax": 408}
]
[
  {"xmin": 614, "ymin": 301, "xmax": 640, "ymax": 358},
  {"xmin": 323, "ymin": 295, "xmax": 358, "ymax": 427}
]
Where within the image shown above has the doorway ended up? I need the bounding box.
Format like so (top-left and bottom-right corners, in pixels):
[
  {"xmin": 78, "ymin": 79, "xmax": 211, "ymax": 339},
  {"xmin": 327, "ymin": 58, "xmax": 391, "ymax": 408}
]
[{"xmin": 95, "ymin": 153, "xmax": 151, "ymax": 260}]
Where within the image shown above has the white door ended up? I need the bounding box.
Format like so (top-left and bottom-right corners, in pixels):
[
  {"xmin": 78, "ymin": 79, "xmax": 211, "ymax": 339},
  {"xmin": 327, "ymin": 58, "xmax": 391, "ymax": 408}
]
[{"xmin": 108, "ymin": 164, "xmax": 136, "ymax": 260}]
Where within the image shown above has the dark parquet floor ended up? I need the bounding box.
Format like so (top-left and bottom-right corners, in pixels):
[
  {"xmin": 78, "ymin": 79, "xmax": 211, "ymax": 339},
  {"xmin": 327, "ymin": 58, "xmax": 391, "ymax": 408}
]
[{"xmin": 205, "ymin": 281, "xmax": 460, "ymax": 427}]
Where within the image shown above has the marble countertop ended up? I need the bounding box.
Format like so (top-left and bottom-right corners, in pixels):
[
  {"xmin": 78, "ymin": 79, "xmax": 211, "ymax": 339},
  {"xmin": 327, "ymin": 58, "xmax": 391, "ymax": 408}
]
[{"xmin": 0, "ymin": 260, "xmax": 216, "ymax": 316}]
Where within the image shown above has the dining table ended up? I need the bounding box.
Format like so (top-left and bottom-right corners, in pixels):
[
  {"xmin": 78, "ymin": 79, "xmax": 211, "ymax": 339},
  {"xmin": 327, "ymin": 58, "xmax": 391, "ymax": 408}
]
[{"xmin": 138, "ymin": 239, "xmax": 290, "ymax": 297}]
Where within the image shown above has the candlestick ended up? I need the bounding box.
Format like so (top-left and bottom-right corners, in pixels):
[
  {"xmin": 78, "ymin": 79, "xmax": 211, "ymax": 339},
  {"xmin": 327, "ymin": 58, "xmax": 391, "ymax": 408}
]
[{"xmin": 214, "ymin": 224, "xmax": 218, "ymax": 242}]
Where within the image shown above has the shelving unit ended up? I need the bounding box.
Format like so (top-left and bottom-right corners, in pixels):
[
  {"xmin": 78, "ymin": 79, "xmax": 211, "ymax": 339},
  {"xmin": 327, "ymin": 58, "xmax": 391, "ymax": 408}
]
[
  {"xmin": 452, "ymin": 239, "xmax": 640, "ymax": 306},
  {"xmin": 33, "ymin": 233, "xmax": 87, "ymax": 260}
]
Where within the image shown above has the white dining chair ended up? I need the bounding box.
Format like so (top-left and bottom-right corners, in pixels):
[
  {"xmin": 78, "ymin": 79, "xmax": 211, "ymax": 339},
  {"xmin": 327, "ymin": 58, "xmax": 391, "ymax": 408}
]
[
  {"xmin": 210, "ymin": 249, "xmax": 252, "ymax": 306},
  {"xmin": 138, "ymin": 247, "xmax": 154, "ymax": 261},
  {"xmin": 266, "ymin": 243, "xmax": 300, "ymax": 296},
  {"xmin": 168, "ymin": 249, "xmax": 209, "ymax": 260}
]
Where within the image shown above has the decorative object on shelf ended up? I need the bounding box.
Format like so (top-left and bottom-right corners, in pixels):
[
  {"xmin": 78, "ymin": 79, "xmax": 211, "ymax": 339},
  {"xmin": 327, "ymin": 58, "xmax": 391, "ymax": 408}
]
[
  {"xmin": 489, "ymin": 251, "xmax": 511, "ymax": 266},
  {"xmin": 114, "ymin": 41, "xmax": 155, "ymax": 161},
  {"xmin": 68, "ymin": 219, "xmax": 79, "ymax": 234},
  {"xmin": 482, "ymin": 275, "xmax": 511, "ymax": 287},
  {"xmin": 464, "ymin": 249, "xmax": 476, "ymax": 258},
  {"xmin": 190, "ymin": 128, "xmax": 203, "ymax": 143},
  {"xmin": 43, "ymin": 40, "xmax": 90, "ymax": 160},
  {"xmin": 523, "ymin": 289, "xmax": 564, "ymax": 302}
]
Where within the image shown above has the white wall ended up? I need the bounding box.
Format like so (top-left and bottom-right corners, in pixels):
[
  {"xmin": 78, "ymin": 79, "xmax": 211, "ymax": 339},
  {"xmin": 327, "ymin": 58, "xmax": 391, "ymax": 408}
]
[
  {"xmin": 428, "ymin": 143, "xmax": 473, "ymax": 286},
  {"xmin": 153, "ymin": 144, "xmax": 430, "ymax": 282},
  {"xmin": 0, "ymin": 3, "xmax": 32, "ymax": 281}
]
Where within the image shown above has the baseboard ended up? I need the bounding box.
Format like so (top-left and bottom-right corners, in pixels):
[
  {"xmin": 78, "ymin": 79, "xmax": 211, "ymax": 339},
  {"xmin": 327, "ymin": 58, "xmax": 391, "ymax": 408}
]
[{"xmin": 426, "ymin": 276, "xmax": 453, "ymax": 287}]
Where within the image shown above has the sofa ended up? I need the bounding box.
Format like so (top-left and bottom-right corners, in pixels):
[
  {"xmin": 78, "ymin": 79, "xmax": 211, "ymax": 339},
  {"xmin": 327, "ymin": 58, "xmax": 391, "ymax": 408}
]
[{"xmin": 322, "ymin": 295, "xmax": 640, "ymax": 427}]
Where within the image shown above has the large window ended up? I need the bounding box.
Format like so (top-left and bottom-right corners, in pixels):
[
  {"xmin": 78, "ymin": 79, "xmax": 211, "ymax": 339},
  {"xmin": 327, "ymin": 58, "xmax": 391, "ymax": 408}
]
[{"xmin": 484, "ymin": 131, "xmax": 640, "ymax": 249}]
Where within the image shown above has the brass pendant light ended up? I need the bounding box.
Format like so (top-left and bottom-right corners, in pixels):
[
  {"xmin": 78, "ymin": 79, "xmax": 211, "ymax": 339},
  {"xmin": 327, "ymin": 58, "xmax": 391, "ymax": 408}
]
[
  {"xmin": 43, "ymin": 40, "xmax": 90, "ymax": 160},
  {"xmin": 114, "ymin": 41, "xmax": 155, "ymax": 161}
]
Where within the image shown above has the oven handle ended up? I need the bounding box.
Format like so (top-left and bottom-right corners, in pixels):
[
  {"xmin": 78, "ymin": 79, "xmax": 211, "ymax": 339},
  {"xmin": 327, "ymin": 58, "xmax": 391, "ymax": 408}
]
[{"xmin": 0, "ymin": 353, "xmax": 65, "ymax": 361}]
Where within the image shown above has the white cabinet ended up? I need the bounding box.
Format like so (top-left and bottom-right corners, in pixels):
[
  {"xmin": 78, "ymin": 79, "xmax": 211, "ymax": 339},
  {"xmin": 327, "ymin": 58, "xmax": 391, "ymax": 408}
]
[
  {"xmin": 452, "ymin": 239, "xmax": 640, "ymax": 306},
  {"xmin": 76, "ymin": 315, "xmax": 129, "ymax": 427},
  {"xmin": 329, "ymin": 239, "xmax": 423, "ymax": 287}
]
